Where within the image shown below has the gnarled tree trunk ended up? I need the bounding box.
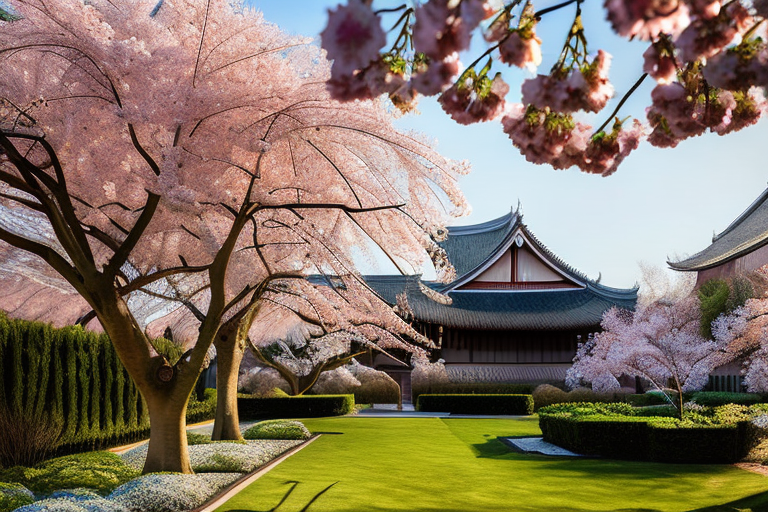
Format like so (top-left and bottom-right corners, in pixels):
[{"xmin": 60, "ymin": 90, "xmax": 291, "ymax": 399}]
[{"xmin": 211, "ymin": 327, "xmax": 244, "ymax": 441}]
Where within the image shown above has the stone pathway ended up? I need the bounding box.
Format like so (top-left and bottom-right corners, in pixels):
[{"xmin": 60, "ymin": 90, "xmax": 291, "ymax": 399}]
[{"xmin": 501, "ymin": 436, "xmax": 583, "ymax": 457}]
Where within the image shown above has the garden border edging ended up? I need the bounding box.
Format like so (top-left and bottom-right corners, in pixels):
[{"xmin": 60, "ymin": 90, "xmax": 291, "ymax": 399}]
[{"xmin": 193, "ymin": 434, "xmax": 321, "ymax": 512}]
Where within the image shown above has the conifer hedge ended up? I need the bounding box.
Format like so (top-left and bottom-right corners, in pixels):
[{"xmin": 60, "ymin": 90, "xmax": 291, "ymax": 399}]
[{"xmin": 0, "ymin": 315, "xmax": 150, "ymax": 456}]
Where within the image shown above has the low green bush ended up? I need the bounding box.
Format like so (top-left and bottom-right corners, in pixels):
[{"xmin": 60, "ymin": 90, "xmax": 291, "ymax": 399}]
[
  {"xmin": 625, "ymin": 391, "xmax": 672, "ymax": 407},
  {"xmin": 413, "ymin": 382, "xmax": 535, "ymax": 403},
  {"xmin": 691, "ymin": 391, "xmax": 764, "ymax": 407},
  {"xmin": 238, "ymin": 394, "xmax": 355, "ymax": 420},
  {"xmin": 186, "ymin": 388, "xmax": 218, "ymax": 425},
  {"xmin": 187, "ymin": 432, "xmax": 213, "ymax": 445},
  {"xmin": 0, "ymin": 482, "xmax": 34, "ymax": 512},
  {"xmin": 538, "ymin": 402, "xmax": 751, "ymax": 463},
  {"xmin": 0, "ymin": 452, "xmax": 139, "ymax": 495},
  {"xmin": 243, "ymin": 420, "xmax": 311, "ymax": 441},
  {"xmin": 416, "ymin": 394, "xmax": 534, "ymax": 415}
]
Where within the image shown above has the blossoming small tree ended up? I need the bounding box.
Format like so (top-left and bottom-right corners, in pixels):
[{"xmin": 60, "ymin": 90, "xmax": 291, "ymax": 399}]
[
  {"xmin": 319, "ymin": 0, "xmax": 768, "ymax": 175},
  {"xmin": 0, "ymin": 0, "xmax": 468, "ymax": 472},
  {"xmin": 567, "ymin": 266, "xmax": 720, "ymax": 417}
]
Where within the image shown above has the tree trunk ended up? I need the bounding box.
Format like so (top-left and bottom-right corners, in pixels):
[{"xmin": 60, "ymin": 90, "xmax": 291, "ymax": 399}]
[
  {"xmin": 143, "ymin": 393, "xmax": 192, "ymax": 474},
  {"xmin": 212, "ymin": 329, "xmax": 244, "ymax": 441}
]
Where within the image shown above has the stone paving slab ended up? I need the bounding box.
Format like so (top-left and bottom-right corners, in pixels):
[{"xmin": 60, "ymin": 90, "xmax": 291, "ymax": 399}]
[{"xmin": 501, "ymin": 436, "xmax": 583, "ymax": 457}]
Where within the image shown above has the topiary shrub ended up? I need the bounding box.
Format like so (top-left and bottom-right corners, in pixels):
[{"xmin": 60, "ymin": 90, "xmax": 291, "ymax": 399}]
[
  {"xmin": 416, "ymin": 394, "xmax": 534, "ymax": 415},
  {"xmin": 0, "ymin": 482, "xmax": 34, "ymax": 512},
  {"xmin": 243, "ymin": 420, "xmax": 311, "ymax": 441}
]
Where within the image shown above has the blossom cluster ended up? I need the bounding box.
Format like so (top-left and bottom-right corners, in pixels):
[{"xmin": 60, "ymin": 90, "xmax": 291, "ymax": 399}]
[{"xmin": 320, "ymin": 0, "xmax": 768, "ymax": 175}]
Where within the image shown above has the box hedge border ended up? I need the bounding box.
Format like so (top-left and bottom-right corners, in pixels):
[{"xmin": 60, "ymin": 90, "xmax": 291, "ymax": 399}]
[
  {"xmin": 237, "ymin": 394, "xmax": 355, "ymax": 420},
  {"xmin": 538, "ymin": 415, "xmax": 750, "ymax": 463},
  {"xmin": 416, "ymin": 394, "xmax": 534, "ymax": 415}
]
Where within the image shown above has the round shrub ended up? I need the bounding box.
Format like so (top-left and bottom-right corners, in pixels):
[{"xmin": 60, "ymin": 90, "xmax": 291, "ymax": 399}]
[
  {"xmin": 243, "ymin": 420, "xmax": 311, "ymax": 441},
  {"xmin": 0, "ymin": 482, "xmax": 34, "ymax": 512}
]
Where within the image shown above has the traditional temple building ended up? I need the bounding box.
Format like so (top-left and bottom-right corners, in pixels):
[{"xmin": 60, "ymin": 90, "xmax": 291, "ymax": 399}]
[
  {"xmin": 668, "ymin": 187, "xmax": 768, "ymax": 286},
  {"xmin": 669, "ymin": 187, "xmax": 768, "ymax": 392},
  {"xmin": 366, "ymin": 208, "xmax": 638, "ymax": 384}
]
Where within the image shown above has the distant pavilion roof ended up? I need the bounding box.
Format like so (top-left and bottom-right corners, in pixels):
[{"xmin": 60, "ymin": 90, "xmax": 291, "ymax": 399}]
[
  {"xmin": 669, "ymin": 188, "xmax": 768, "ymax": 271},
  {"xmin": 362, "ymin": 208, "xmax": 637, "ymax": 331}
]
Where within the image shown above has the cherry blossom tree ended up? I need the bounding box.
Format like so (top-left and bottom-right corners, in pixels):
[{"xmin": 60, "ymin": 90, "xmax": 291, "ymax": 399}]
[
  {"xmin": 0, "ymin": 0, "xmax": 468, "ymax": 472},
  {"xmin": 319, "ymin": 0, "xmax": 768, "ymax": 175},
  {"xmin": 711, "ymin": 295, "xmax": 768, "ymax": 391},
  {"xmin": 567, "ymin": 297, "xmax": 723, "ymax": 416},
  {"xmin": 567, "ymin": 266, "xmax": 723, "ymax": 417}
]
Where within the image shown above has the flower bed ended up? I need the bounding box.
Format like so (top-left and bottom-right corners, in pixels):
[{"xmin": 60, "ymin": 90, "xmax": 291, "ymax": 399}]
[
  {"xmin": 120, "ymin": 440, "xmax": 302, "ymax": 473},
  {"xmin": 538, "ymin": 402, "xmax": 761, "ymax": 463},
  {"xmin": 1, "ymin": 422, "xmax": 311, "ymax": 512},
  {"xmin": 243, "ymin": 420, "xmax": 312, "ymax": 441}
]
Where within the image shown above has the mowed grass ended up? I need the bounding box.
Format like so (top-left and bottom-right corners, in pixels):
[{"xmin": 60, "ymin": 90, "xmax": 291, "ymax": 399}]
[{"xmin": 216, "ymin": 417, "xmax": 768, "ymax": 512}]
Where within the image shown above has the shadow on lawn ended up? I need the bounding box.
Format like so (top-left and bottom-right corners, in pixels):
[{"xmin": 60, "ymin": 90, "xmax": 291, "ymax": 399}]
[
  {"xmin": 227, "ymin": 480, "xmax": 338, "ymax": 512},
  {"xmin": 688, "ymin": 489, "xmax": 768, "ymax": 512}
]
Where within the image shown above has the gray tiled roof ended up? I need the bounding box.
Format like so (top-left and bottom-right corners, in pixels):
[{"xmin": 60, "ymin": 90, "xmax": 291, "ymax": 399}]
[
  {"xmin": 439, "ymin": 211, "xmax": 518, "ymax": 277},
  {"xmin": 364, "ymin": 275, "xmax": 636, "ymax": 330},
  {"xmin": 669, "ymin": 188, "xmax": 768, "ymax": 271}
]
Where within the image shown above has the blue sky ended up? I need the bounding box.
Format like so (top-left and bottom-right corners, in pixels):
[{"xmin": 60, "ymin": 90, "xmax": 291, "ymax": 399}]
[{"xmin": 250, "ymin": 0, "xmax": 768, "ymax": 289}]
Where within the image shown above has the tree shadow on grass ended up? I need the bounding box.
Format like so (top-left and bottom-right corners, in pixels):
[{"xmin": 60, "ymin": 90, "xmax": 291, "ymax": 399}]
[
  {"xmin": 227, "ymin": 480, "xmax": 338, "ymax": 512},
  {"xmin": 688, "ymin": 489, "xmax": 768, "ymax": 512}
]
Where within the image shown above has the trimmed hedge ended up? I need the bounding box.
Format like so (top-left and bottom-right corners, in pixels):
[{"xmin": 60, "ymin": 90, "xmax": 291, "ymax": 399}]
[
  {"xmin": 691, "ymin": 392, "xmax": 764, "ymax": 407},
  {"xmin": 412, "ymin": 383, "xmax": 535, "ymax": 402},
  {"xmin": 538, "ymin": 403, "xmax": 751, "ymax": 463},
  {"xmin": 237, "ymin": 394, "xmax": 355, "ymax": 420},
  {"xmin": 416, "ymin": 394, "xmax": 534, "ymax": 415},
  {"xmin": 0, "ymin": 315, "xmax": 218, "ymax": 459}
]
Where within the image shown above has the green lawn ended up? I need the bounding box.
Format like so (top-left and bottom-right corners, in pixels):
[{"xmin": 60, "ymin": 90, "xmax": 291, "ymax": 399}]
[{"xmin": 216, "ymin": 417, "xmax": 768, "ymax": 512}]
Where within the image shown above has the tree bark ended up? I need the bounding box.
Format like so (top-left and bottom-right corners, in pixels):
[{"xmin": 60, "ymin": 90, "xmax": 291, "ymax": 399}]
[
  {"xmin": 143, "ymin": 392, "xmax": 192, "ymax": 474},
  {"xmin": 212, "ymin": 328, "xmax": 244, "ymax": 441}
]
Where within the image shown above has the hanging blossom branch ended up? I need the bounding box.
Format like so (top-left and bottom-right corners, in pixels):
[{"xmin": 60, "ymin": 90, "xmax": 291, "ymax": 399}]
[{"xmin": 320, "ymin": 0, "xmax": 768, "ymax": 176}]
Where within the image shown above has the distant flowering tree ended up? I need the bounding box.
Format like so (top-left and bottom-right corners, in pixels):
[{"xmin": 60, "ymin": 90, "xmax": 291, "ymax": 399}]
[
  {"xmin": 567, "ymin": 296, "xmax": 723, "ymax": 416},
  {"xmin": 320, "ymin": 0, "xmax": 768, "ymax": 175},
  {"xmin": 0, "ymin": 0, "xmax": 468, "ymax": 473},
  {"xmin": 711, "ymin": 297, "xmax": 768, "ymax": 391}
]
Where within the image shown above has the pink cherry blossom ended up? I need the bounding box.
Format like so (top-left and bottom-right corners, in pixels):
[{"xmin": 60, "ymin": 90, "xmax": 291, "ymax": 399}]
[
  {"xmin": 675, "ymin": 2, "xmax": 751, "ymax": 63},
  {"xmin": 604, "ymin": 0, "xmax": 691, "ymax": 40},
  {"xmin": 320, "ymin": 1, "xmax": 386, "ymax": 76},
  {"xmin": 702, "ymin": 47, "xmax": 758, "ymax": 91},
  {"xmin": 582, "ymin": 120, "xmax": 645, "ymax": 177},
  {"xmin": 501, "ymin": 104, "xmax": 591, "ymax": 170},
  {"xmin": 568, "ymin": 293, "xmax": 723, "ymax": 414},
  {"xmin": 686, "ymin": 0, "xmax": 720, "ymax": 19},
  {"xmin": 411, "ymin": 53, "xmax": 461, "ymax": 96},
  {"xmin": 646, "ymin": 82, "xmax": 706, "ymax": 146},
  {"xmin": 713, "ymin": 89, "xmax": 765, "ymax": 135},
  {"xmin": 521, "ymin": 51, "xmax": 614, "ymax": 114},
  {"xmin": 643, "ymin": 40, "xmax": 678, "ymax": 84},
  {"xmin": 498, "ymin": 30, "xmax": 542, "ymax": 71},
  {"xmin": 439, "ymin": 73, "xmax": 509, "ymax": 125}
]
